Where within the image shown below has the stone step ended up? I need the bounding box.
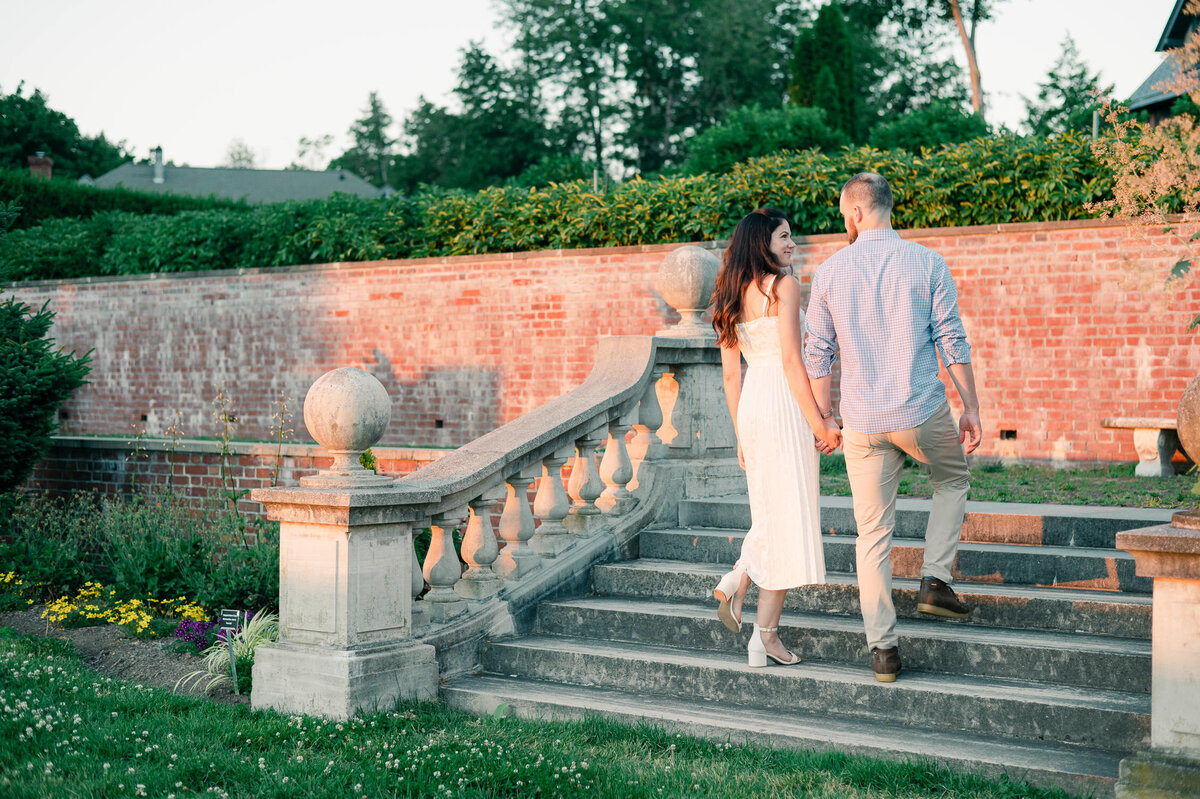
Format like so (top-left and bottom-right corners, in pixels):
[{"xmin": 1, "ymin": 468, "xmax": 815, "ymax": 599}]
[
  {"xmin": 536, "ymin": 596, "xmax": 1151, "ymax": 693},
  {"xmin": 640, "ymin": 527, "xmax": 1151, "ymax": 593},
  {"xmin": 442, "ymin": 674, "xmax": 1124, "ymax": 798},
  {"xmin": 480, "ymin": 636, "xmax": 1150, "ymax": 750},
  {"xmin": 678, "ymin": 495, "xmax": 1175, "ymax": 550},
  {"xmin": 591, "ymin": 559, "xmax": 1152, "ymax": 638}
]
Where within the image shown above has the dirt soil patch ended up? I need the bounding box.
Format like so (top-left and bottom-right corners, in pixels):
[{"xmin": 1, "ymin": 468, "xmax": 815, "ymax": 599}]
[{"xmin": 0, "ymin": 605, "xmax": 249, "ymax": 707}]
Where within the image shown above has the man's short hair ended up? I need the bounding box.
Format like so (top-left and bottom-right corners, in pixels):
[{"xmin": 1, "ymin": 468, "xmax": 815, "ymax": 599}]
[{"xmin": 841, "ymin": 172, "xmax": 893, "ymax": 214}]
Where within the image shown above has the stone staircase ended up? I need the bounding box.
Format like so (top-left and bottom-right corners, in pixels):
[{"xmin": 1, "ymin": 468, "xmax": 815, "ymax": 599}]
[{"xmin": 444, "ymin": 494, "xmax": 1174, "ymax": 798}]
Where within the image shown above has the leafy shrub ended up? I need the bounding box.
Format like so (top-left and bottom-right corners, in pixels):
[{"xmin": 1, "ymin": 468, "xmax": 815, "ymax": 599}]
[
  {"xmin": 508, "ymin": 154, "xmax": 594, "ymax": 188},
  {"xmin": 0, "ymin": 133, "xmax": 1113, "ymax": 281},
  {"xmin": 868, "ymin": 102, "xmax": 990, "ymax": 154},
  {"xmin": 0, "ymin": 169, "xmax": 245, "ymax": 230},
  {"xmin": 0, "ymin": 296, "xmax": 91, "ymax": 492},
  {"xmin": 0, "ymin": 570, "xmax": 39, "ymax": 611},
  {"xmin": 680, "ymin": 103, "xmax": 848, "ymax": 175},
  {"xmin": 0, "ymin": 492, "xmax": 280, "ymax": 612}
]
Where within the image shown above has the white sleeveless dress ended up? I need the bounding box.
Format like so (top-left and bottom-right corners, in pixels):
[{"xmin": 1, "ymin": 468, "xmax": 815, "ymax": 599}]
[{"xmin": 733, "ymin": 276, "xmax": 826, "ymax": 590}]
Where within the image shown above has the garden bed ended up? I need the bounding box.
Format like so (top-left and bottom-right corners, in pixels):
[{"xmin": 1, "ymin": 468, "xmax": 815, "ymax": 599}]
[{"xmin": 0, "ymin": 605, "xmax": 247, "ymax": 707}]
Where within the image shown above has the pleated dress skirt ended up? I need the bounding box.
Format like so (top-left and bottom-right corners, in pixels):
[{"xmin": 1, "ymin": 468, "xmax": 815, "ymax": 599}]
[{"xmin": 735, "ymin": 360, "xmax": 826, "ymax": 590}]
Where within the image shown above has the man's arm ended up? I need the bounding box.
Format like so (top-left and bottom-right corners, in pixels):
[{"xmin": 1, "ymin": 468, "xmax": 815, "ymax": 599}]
[
  {"xmin": 802, "ymin": 274, "xmax": 838, "ymax": 409},
  {"xmin": 946, "ymin": 361, "xmax": 981, "ymax": 454},
  {"xmin": 930, "ymin": 257, "xmax": 981, "ymax": 453}
]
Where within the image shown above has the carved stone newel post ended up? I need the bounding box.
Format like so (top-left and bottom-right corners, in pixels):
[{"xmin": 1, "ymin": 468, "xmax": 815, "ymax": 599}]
[
  {"xmin": 653, "ymin": 245, "xmax": 735, "ymax": 458},
  {"xmin": 250, "ymin": 367, "xmax": 437, "ymax": 720}
]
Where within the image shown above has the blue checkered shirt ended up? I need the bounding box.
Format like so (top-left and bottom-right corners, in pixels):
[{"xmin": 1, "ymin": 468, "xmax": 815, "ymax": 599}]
[{"xmin": 803, "ymin": 228, "xmax": 972, "ymax": 434}]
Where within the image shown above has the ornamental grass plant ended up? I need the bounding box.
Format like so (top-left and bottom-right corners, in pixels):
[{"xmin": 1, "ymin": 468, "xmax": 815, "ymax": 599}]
[{"xmin": 175, "ymin": 611, "xmax": 278, "ymax": 695}]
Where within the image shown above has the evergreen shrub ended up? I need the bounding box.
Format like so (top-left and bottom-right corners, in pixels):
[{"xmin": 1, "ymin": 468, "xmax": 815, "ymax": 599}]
[
  {"xmin": 0, "ymin": 296, "xmax": 91, "ymax": 491},
  {"xmin": 0, "ymin": 169, "xmax": 245, "ymax": 230},
  {"xmin": 679, "ymin": 104, "xmax": 848, "ymax": 175},
  {"xmin": 0, "ymin": 133, "xmax": 1113, "ymax": 282},
  {"xmin": 868, "ymin": 102, "xmax": 990, "ymax": 154}
]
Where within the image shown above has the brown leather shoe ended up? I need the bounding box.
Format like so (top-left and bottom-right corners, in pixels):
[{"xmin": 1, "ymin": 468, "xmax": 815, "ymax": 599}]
[
  {"xmin": 917, "ymin": 577, "xmax": 969, "ymax": 619},
  {"xmin": 872, "ymin": 647, "xmax": 901, "ymax": 682}
]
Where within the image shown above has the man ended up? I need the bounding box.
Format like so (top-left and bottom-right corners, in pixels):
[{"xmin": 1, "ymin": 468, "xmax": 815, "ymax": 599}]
[{"xmin": 803, "ymin": 172, "xmax": 982, "ymax": 683}]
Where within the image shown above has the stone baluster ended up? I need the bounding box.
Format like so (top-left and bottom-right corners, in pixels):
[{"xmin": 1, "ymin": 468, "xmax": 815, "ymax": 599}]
[
  {"xmin": 630, "ymin": 368, "xmax": 668, "ymax": 462},
  {"xmin": 422, "ymin": 509, "xmax": 467, "ymax": 622},
  {"xmin": 598, "ymin": 415, "xmax": 636, "ymax": 515},
  {"xmin": 566, "ymin": 431, "xmax": 605, "ymax": 537},
  {"xmin": 494, "ymin": 469, "xmax": 541, "ymax": 580},
  {"xmin": 455, "ymin": 488, "xmax": 505, "ymax": 600},
  {"xmin": 531, "ymin": 447, "xmax": 574, "ymax": 558},
  {"xmin": 411, "ymin": 536, "xmax": 430, "ymax": 631},
  {"xmin": 628, "ymin": 368, "xmax": 667, "ymax": 492}
]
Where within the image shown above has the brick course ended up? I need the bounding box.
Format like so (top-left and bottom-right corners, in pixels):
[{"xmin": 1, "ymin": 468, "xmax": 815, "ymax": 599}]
[{"xmin": 8, "ymin": 217, "xmax": 1199, "ymax": 466}]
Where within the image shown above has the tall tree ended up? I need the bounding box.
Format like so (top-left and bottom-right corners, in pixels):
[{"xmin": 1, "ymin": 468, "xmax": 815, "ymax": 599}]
[
  {"xmin": 222, "ymin": 139, "xmax": 257, "ymax": 169},
  {"xmin": 0, "ymin": 82, "xmax": 131, "ymax": 179},
  {"xmin": 608, "ymin": 0, "xmax": 696, "ymax": 173},
  {"xmin": 500, "ymin": 0, "xmax": 618, "ymax": 174},
  {"xmin": 287, "ymin": 134, "xmax": 334, "ymax": 171},
  {"xmin": 331, "ymin": 92, "xmax": 396, "ymax": 187},
  {"xmin": 1023, "ymin": 34, "xmax": 1109, "ymax": 137},
  {"xmin": 791, "ymin": 1, "xmax": 860, "ymax": 139},
  {"xmin": 389, "ymin": 45, "xmax": 554, "ymax": 192},
  {"xmin": 892, "ymin": 0, "xmax": 1004, "ymax": 119}
]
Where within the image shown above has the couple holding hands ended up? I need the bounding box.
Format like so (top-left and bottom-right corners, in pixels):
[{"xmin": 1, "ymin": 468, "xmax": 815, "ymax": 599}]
[{"xmin": 710, "ymin": 172, "xmax": 982, "ymax": 682}]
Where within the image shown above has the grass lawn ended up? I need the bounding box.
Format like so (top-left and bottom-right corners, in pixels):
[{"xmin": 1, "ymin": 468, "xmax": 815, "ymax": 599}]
[
  {"xmin": 0, "ymin": 628, "xmax": 1075, "ymax": 799},
  {"xmin": 819, "ymin": 454, "xmax": 1197, "ymax": 509}
]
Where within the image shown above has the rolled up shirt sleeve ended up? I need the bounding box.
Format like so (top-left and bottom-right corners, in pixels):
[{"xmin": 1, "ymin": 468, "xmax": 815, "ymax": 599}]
[
  {"xmin": 930, "ymin": 257, "xmax": 971, "ymax": 366},
  {"xmin": 804, "ymin": 274, "xmax": 838, "ymax": 378}
]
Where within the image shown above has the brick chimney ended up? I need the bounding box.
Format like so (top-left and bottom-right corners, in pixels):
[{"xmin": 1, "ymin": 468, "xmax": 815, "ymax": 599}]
[
  {"xmin": 28, "ymin": 152, "xmax": 53, "ymax": 180},
  {"xmin": 153, "ymin": 146, "xmax": 164, "ymax": 184}
]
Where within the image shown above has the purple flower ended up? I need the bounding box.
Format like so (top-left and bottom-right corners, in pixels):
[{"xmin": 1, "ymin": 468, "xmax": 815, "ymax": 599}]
[{"xmin": 173, "ymin": 620, "xmax": 216, "ymax": 652}]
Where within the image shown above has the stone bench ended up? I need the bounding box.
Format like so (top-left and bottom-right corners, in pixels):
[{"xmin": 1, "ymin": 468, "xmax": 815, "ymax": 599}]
[{"xmin": 1101, "ymin": 417, "xmax": 1185, "ymax": 478}]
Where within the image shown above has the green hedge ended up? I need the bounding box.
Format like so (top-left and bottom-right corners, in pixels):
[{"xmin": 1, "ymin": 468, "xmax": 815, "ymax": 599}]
[
  {"xmin": 0, "ymin": 169, "xmax": 245, "ymax": 230},
  {"xmin": 0, "ymin": 133, "xmax": 1112, "ymax": 282}
]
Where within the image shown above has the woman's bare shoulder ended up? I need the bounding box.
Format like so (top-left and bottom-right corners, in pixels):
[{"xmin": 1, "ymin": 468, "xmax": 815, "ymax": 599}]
[{"xmin": 776, "ymin": 274, "xmax": 803, "ymax": 300}]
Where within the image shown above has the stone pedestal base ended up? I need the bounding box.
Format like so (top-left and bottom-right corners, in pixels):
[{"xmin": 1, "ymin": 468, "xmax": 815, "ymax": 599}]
[
  {"xmin": 1117, "ymin": 749, "xmax": 1200, "ymax": 798},
  {"xmin": 596, "ymin": 493, "xmax": 637, "ymax": 516},
  {"xmin": 455, "ymin": 573, "xmax": 503, "ymax": 600},
  {"xmin": 252, "ymin": 639, "xmax": 438, "ymax": 720},
  {"xmin": 530, "ymin": 530, "xmax": 574, "ymax": 558},
  {"xmin": 494, "ymin": 548, "xmax": 540, "ymax": 580},
  {"xmin": 566, "ymin": 510, "xmax": 604, "ymax": 537}
]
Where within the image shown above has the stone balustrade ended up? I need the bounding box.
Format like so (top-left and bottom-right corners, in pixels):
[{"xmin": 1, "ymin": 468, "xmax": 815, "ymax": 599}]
[{"xmin": 249, "ymin": 245, "xmax": 731, "ymax": 719}]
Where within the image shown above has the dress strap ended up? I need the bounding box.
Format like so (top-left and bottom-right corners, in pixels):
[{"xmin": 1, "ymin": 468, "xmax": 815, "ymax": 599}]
[{"xmin": 761, "ymin": 275, "xmax": 777, "ymax": 317}]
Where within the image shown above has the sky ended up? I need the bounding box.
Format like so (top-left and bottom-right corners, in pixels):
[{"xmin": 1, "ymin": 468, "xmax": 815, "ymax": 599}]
[{"xmin": 0, "ymin": 0, "xmax": 1178, "ymax": 171}]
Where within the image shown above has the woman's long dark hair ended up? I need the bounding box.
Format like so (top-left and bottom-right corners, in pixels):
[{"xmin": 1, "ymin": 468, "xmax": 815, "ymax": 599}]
[{"xmin": 711, "ymin": 208, "xmax": 790, "ymax": 348}]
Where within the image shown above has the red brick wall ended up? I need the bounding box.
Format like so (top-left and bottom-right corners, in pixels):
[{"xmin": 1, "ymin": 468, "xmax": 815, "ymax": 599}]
[
  {"xmin": 25, "ymin": 438, "xmax": 448, "ymax": 517},
  {"xmin": 8, "ymin": 218, "xmax": 1199, "ymax": 464}
]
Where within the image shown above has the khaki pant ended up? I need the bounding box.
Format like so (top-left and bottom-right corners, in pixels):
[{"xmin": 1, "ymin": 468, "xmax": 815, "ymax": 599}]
[{"xmin": 842, "ymin": 402, "xmax": 969, "ymax": 651}]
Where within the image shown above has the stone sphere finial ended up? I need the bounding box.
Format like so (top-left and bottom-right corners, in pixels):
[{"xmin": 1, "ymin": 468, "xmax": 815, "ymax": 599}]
[
  {"xmin": 300, "ymin": 367, "xmax": 394, "ymax": 488},
  {"xmin": 1178, "ymin": 375, "xmax": 1200, "ymax": 465},
  {"xmin": 655, "ymin": 245, "xmax": 719, "ymax": 339}
]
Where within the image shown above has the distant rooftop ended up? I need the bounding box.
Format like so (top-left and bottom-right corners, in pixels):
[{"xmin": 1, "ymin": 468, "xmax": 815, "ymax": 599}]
[
  {"xmin": 87, "ymin": 162, "xmax": 384, "ymax": 203},
  {"xmin": 1128, "ymin": 0, "xmax": 1197, "ymax": 113}
]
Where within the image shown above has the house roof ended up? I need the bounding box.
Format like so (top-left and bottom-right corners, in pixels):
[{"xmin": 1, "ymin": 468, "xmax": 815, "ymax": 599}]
[
  {"xmin": 1129, "ymin": 56, "xmax": 1184, "ymax": 110},
  {"xmin": 1157, "ymin": 0, "xmax": 1196, "ymax": 51},
  {"xmin": 89, "ymin": 164, "xmax": 383, "ymax": 203}
]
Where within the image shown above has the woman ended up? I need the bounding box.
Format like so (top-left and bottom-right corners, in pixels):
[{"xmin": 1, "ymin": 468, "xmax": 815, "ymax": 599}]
[{"xmin": 710, "ymin": 208, "xmax": 842, "ymax": 668}]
